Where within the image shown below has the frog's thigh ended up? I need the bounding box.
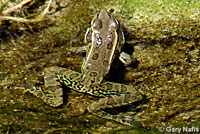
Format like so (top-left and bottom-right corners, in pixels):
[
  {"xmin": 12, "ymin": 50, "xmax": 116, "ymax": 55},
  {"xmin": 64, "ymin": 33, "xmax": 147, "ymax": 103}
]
[
  {"xmin": 25, "ymin": 67, "xmax": 67, "ymax": 107},
  {"xmin": 47, "ymin": 66, "xmax": 82, "ymax": 82},
  {"xmin": 87, "ymin": 83, "xmax": 142, "ymax": 125},
  {"xmin": 89, "ymin": 108, "xmax": 140, "ymax": 126},
  {"xmin": 88, "ymin": 82, "xmax": 142, "ymax": 112},
  {"xmin": 87, "ymin": 92, "xmax": 142, "ymax": 125},
  {"xmin": 31, "ymin": 67, "xmax": 81, "ymax": 107},
  {"xmin": 25, "ymin": 69, "xmax": 63, "ymax": 107},
  {"xmin": 44, "ymin": 66, "xmax": 82, "ymax": 98},
  {"xmin": 88, "ymin": 92, "xmax": 141, "ymax": 112},
  {"xmin": 38, "ymin": 67, "xmax": 66, "ymax": 107}
]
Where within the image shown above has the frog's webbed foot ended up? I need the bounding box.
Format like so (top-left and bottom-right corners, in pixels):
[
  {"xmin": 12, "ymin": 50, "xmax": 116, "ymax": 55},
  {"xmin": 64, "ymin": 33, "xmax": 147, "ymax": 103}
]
[
  {"xmin": 24, "ymin": 67, "xmax": 82, "ymax": 107},
  {"xmin": 24, "ymin": 67, "xmax": 70, "ymax": 107},
  {"xmin": 24, "ymin": 83, "xmax": 63, "ymax": 107},
  {"xmin": 92, "ymin": 110, "xmax": 141, "ymax": 126}
]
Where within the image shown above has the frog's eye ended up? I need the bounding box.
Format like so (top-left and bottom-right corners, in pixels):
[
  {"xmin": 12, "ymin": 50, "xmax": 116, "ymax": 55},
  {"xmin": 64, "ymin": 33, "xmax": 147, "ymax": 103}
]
[
  {"xmin": 108, "ymin": 19, "xmax": 118, "ymax": 31},
  {"xmin": 92, "ymin": 19, "xmax": 102, "ymax": 30}
]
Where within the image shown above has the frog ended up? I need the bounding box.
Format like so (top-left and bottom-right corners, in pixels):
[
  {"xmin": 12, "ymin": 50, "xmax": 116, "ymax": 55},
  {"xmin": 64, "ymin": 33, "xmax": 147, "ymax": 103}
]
[{"xmin": 24, "ymin": 9, "xmax": 143, "ymax": 125}]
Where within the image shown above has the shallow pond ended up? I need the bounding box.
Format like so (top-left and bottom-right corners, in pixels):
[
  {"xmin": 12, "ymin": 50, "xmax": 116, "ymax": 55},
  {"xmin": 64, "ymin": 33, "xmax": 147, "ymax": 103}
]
[{"xmin": 0, "ymin": 0, "xmax": 199, "ymax": 133}]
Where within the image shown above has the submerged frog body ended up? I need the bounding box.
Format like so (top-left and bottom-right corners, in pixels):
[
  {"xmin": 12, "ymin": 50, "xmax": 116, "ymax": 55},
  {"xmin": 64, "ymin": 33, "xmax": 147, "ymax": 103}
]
[{"xmin": 25, "ymin": 9, "xmax": 143, "ymax": 125}]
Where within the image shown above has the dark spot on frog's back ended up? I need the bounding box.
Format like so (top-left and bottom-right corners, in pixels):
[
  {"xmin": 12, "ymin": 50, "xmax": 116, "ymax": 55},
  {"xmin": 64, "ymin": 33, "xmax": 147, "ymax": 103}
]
[
  {"xmin": 103, "ymin": 60, "xmax": 109, "ymax": 66},
  {"xmin": 107, "ymin": 42, "xmax": 113, "ymax": 49},
  {"xmin": 90, "ymin": 80, "xmax": 95, "ymax": 84},
  {"xmin": 89, "ymin": 72, "xmax": 98, "ymax": 77},
  {"xmin": 92, "ymin": 53, "xmax": 99, "ymax": 60}
]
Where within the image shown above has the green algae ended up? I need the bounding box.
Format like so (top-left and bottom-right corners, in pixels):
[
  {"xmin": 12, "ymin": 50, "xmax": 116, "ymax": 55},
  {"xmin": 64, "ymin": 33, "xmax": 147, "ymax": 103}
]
[{"xmin": 0, "ymin": 0, "xmax": 199, "ymax": 133}]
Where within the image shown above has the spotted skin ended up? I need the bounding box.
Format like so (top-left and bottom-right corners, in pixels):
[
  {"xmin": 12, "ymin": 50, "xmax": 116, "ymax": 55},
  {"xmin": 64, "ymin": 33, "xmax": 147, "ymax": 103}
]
[
  {"xmin": 81, "ymin": 9, "xmax": 122, "ymax": 88},
  {"xmin": 25, "ymin": 9, "xmax": 142, "ymax": 125}
]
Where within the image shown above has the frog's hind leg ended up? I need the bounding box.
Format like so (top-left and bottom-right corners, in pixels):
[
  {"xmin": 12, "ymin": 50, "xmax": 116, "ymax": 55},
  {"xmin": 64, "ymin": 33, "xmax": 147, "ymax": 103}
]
[
  {"xmin": 25, "ymin": 67, "xmax": 75, "ymax": 107},
  {"xmin": 87, "ymin": 82, "xmax": 143, "ymax": 125},
  {"xmin": 89, "ymin": 108, "xmax": 140, "ymax": 126}
]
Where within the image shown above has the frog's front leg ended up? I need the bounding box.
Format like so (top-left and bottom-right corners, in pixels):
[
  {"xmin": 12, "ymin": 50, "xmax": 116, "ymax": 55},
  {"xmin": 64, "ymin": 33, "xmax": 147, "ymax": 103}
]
[
  {"xmin": 69, "ymin": 27, "xmax": 92, "ymax": 54},
  {"xmin": 25, "ymin": 67, "xmax": 81, "ymax": 107},
  {"xmin": 69, "ymin": 44, "xmax": 91, "ymax": 54},
  {"xmin": 87, "ymin": 82, "xmax": 143, "ymax": 125}
]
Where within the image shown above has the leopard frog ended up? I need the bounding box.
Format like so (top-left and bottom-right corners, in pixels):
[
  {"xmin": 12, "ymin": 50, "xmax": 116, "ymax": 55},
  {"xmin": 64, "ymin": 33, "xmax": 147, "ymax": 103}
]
[{"xmin": 25, "ymin": 9, "xmax": 143, "ymax": 126}]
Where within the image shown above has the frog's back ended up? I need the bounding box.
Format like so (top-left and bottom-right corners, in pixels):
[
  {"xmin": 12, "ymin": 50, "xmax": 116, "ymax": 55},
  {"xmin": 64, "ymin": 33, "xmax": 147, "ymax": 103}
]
[{"xmin": 82, "ymin": 9, "xmax": 120, "ymax": 88}]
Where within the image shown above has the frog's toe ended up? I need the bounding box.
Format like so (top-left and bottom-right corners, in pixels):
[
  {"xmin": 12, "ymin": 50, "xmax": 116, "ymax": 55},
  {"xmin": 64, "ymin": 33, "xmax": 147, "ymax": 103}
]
[
  {"xmin": 116, "ymin": 116, "xmax": 140, "ymax": 126},
  {"xmin": 23, "ymin": 84, "xmax": 37, "ymax": 93},
  {"xmin": 124, "ymin": 120, "xmax": 141, "ymax": 126},
  {"xmin": 23, "ymin": 84, "xmax": 45, "ymax": 98}
]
